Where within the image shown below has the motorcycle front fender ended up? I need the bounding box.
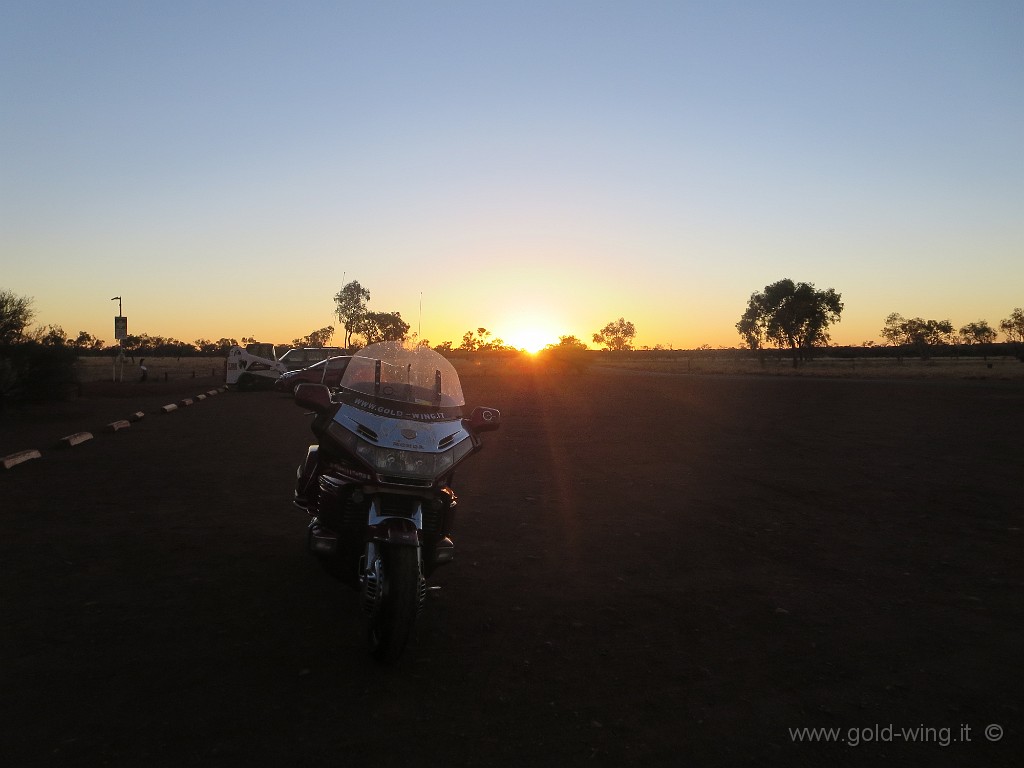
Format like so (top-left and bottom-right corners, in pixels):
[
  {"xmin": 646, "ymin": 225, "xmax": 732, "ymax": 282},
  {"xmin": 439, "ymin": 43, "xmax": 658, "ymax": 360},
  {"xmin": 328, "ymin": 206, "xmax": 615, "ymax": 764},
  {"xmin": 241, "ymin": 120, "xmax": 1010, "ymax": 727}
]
[
  {"xmin": 367, "ymin": 517, "xmax": 421, "ymax": 546},
  {"xmin": 366, "ymin": 496, "xmax": 422, "ymax": 546}
]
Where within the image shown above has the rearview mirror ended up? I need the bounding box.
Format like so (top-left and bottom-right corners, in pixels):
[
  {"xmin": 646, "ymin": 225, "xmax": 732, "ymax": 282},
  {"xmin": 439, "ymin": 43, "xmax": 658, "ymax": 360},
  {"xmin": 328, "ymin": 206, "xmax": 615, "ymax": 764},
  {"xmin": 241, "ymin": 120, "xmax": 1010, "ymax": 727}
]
[
  {"xmin": 466, "ymin": 406, "xmax": 501, "ymax": 433},
  {"xmin": 294, "ymin": 383, "xmax": 333, "ymax": 414}
]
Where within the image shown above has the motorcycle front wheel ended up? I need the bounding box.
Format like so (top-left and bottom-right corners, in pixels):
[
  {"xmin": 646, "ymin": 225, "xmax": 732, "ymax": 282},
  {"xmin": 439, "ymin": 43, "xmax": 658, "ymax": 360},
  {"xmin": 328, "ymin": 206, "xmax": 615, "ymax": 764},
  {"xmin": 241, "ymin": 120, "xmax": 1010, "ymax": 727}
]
[{"xmin": 367, "ymin": 545, "xmax": 420, "ymax": 663}]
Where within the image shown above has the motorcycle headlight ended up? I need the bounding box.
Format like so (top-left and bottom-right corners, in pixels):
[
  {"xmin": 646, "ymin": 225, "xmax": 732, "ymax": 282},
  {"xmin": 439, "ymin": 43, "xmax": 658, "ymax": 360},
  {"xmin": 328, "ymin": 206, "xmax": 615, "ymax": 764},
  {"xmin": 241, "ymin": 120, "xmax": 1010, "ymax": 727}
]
[
  {"xmin": 327, "ymin": 421, "xmax": 360, "ymax": 453},
  {"xmin": 375, "ymin": 448, "xmax": 434, "ymax": 477},
  {"xmin": 435, "ymin": 449, "xmax": 454, "ymax": 473},
  {"xmin": 368, "ymin": 442, "xmax": 476, "ymax": 480},
  {"xmin": 327, "ymin": 421, "xmax": 473, "ymax": 480}
]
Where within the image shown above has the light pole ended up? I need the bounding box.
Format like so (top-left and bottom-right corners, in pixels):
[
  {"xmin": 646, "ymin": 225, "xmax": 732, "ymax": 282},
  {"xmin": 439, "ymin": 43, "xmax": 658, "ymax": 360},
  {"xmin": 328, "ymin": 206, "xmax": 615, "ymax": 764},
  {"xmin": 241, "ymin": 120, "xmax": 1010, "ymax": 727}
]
[{"xmin": 111, "ymin": 296, "xmax": 126, "ymax": 381}]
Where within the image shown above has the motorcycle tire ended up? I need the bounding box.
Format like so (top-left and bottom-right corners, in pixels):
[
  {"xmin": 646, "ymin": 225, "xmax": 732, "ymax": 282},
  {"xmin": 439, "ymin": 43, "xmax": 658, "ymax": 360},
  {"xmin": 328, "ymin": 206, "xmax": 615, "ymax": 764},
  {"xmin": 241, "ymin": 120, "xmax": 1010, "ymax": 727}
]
[{"xmin": 367, "ymin": 545, "xmax": 420, "ymax": 663}]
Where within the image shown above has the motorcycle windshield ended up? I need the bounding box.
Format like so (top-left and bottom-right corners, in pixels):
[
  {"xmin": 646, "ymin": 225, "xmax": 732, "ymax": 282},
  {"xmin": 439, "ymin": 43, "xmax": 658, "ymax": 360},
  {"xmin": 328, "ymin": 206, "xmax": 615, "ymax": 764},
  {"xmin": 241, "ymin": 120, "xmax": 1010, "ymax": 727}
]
[{"xmin": 338, "ymin": 341, "xmax": 465, "ymax": 420}]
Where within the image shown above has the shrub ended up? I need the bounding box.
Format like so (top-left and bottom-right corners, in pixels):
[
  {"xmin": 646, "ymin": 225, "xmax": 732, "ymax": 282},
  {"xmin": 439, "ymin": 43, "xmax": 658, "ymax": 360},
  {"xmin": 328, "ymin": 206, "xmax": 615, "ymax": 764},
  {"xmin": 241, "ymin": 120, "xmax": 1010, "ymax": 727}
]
[{"xmin": 0, "ymin": 342, "xmax": 79, "ymax": 408}]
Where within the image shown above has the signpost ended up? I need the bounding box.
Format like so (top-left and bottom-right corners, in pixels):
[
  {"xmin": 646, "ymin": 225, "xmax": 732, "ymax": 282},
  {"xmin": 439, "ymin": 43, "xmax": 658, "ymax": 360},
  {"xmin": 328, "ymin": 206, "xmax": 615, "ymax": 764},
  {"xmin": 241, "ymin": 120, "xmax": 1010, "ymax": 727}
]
[
  {"xmin": 112, "ymin": 296, "xmax": 127, "ymax": 381},
  {"xmin": 112, "ymin": 296, "xmax": 127, "ymax": 340}
]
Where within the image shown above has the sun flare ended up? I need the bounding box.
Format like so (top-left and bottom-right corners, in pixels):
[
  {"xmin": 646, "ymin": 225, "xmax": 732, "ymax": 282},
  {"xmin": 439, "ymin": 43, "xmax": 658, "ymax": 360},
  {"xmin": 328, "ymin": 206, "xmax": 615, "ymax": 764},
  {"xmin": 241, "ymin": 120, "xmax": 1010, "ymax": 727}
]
[{"xmin": 504, "ymin": 326, "xmax": 555, "ymax": 354}]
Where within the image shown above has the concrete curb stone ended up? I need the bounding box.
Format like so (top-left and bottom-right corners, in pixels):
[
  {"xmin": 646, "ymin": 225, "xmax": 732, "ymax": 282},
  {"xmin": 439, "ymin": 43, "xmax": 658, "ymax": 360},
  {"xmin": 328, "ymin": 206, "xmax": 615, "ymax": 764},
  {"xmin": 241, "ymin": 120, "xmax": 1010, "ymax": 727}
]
[
  {"xmin": 2, "ymin": 449, "xmax": 42, "ymax": 470},
  {"xmin": 58, "ymin": 432, "xmax": 93, "ymax": 449}
]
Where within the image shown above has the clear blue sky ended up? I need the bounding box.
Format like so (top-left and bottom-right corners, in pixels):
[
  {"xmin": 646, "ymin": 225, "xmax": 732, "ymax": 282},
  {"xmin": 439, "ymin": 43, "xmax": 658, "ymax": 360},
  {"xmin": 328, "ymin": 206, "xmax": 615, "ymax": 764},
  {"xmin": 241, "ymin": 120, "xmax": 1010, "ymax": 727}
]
[{"xmin": 2, "ymin": 0, "xmax": 1021, "ymax": 349}]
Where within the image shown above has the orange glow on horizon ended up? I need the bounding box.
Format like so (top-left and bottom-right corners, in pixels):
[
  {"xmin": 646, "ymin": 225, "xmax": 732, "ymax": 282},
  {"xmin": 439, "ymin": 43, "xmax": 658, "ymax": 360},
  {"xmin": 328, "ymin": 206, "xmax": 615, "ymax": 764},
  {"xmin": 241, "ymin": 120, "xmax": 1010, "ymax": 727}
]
[{"xmin": 499, "ymin": 324, "xmax": 558, "ymax": 354}]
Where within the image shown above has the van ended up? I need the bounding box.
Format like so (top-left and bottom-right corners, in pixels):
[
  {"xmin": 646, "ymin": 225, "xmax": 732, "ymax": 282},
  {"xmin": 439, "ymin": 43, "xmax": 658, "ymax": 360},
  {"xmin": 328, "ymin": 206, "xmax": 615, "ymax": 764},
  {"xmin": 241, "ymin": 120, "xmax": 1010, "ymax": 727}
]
[{"xmin": 278, "ymin": 347, "xmax": 347, "ymax": 371}]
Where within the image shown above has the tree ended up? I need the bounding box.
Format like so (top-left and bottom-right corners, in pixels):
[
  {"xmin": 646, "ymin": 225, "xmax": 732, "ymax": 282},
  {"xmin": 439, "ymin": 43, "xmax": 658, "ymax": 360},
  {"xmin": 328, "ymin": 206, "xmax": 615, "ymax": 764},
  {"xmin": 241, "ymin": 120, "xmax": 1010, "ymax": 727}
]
[
  {"xmin": 459, "ymin": 328, "xmax": 488, "ymax": 351},
  {"xmin": 292, "ymin": 326, "xmax": 335, "ymax": 348},
  {"xmin": 38, "ymin": 325, "xmax": 67, "ymax": 346},
  {"xmin": 592, "ymin": 318, "xmax": 637, "ymax": 351},
  {"xmin": 214, "ymin": 338, "xmax": 239, "ymax": 355},
  {"xmin": 355, "ymin": 311, "xmax": 410, "ymax": 344},
  {"xmin": 73, "ymin": 331, "xmax": 104, "ymax": 350},
  {"xmin": 736, "ymin": 279, "xmax": 843, "ymax": 367},
  {"xmin": 879, "ymin": 313, "xmax": 953, "ymax": 358},
  {"xmin": 546, "ymin": 335, "xmax": 588, "ymax": 351},
  {"xmin": 736, "ymin": 296, "xmax": 770, "ymax": 355},
  {"xmin": 0, "ymin": 289, "xmax": 35, "ymax": 344},
  {"xmin": 458, "ymin": 328, "xmax": 492, "ymax": 351},
  {"xmin": 880, "ymin": 312, "xmax": 908, "ymax": 347},
  {"xmin": 1000, "ymin": 308, "xmax": 1024, "ymax": 344},
  {"xmin": 540, "ymin": 335, "xmax": 589, "ymax": 371},
  {"xmin": 194, "ymin": 338, "xmax": 217, "ymax": 354},
  {"xmin": 454, "ymin": 328, "xmax": 515, "ymax": 352},
  {"xmin": 959, "ymin": 320, "xmax": 997, "ymax": 346},
  {"xmin": 912, "ymin": 319, "xmax": 954, "ymax": 352},
  {"xmin": 334, "ymin": 280, "xmax": 371, "ymax": 348}
]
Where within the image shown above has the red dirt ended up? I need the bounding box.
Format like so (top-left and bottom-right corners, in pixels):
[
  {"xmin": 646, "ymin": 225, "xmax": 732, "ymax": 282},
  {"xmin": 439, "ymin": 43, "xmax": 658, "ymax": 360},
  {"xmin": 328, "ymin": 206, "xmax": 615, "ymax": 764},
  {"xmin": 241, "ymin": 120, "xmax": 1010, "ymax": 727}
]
[{"xmin": 1, "ymin": 367, "xmax": 1021, "ymax": 767}]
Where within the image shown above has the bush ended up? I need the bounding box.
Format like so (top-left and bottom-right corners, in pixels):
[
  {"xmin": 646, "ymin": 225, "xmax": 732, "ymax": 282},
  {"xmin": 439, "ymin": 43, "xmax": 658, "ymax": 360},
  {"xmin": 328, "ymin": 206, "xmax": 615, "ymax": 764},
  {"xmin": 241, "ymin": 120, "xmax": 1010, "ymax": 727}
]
[
  {"xmin": 0, "ymin": 342, "xmax": 79, "ymax": 408},
  {"xmin": 536, "ymin": 345, "xmax": 590, "ymax": 373}
]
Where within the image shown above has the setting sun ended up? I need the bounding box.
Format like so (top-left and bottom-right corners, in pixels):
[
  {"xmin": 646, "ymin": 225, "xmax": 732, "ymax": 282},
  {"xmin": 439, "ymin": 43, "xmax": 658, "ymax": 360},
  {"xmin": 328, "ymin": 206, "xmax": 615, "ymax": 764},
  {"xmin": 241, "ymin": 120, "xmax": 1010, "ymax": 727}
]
[{"xmin": 502, "ymin": 326, "xmax": 556, "ymax": 354}]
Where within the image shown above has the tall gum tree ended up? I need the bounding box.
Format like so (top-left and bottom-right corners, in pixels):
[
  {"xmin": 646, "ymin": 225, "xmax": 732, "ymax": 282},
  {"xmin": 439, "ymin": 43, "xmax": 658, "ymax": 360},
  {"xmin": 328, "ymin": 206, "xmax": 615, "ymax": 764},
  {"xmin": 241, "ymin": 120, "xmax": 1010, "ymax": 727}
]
[
  {"xmin": 0, "ymin": 289, "xmax": 35, "ymax": 344},
  {"xmin": 737, "ymin": 279, "xmax": 843, "ymax": 367},
  {"xmin": 592, "ymin": 318, "xmax": 637, "ymax": 351},
  {"xmin": 333, "ymin": 281, "xmax": 370, "ymax": 348}
]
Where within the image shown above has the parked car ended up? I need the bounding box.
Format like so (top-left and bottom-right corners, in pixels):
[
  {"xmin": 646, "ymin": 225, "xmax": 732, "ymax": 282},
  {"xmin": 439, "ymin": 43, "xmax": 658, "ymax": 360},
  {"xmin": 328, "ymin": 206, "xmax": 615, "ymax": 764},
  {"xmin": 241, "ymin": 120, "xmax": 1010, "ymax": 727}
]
[
  {"xmin": 278, "ymin": 346, "xmax": 347, "ymax": 371},
  {"xmin": 274, "ymin": 356, "xmax": 352, "ymax": 393}
]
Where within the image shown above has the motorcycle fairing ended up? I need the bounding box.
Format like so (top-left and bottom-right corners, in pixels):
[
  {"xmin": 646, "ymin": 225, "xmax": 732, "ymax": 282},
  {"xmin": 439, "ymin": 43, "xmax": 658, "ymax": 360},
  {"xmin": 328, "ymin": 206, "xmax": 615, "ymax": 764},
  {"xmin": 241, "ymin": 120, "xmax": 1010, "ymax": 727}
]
[
  {"xmin": 331, "ymin": 403, "xmax": 472, "ymax": 454},
  {"xmin": 294, "ymin": 445, "xmax": 320, "ymax": 507}
]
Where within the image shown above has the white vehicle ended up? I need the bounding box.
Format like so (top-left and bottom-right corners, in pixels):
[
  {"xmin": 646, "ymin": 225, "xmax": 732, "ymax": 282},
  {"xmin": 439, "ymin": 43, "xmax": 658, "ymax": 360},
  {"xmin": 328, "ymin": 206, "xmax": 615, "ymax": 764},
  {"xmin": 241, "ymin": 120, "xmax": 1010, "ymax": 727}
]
[{"xmin": 226, "ymin": 343, "xmax": 286, "ymax": 389}]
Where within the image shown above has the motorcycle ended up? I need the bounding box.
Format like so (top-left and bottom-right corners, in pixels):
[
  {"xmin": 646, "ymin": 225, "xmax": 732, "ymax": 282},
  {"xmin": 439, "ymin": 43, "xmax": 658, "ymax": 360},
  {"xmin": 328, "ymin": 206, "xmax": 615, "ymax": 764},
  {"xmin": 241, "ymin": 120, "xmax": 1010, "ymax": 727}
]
[{"xmin": 291, "ymin": 341, "xmax": 500, "ymax": 662}]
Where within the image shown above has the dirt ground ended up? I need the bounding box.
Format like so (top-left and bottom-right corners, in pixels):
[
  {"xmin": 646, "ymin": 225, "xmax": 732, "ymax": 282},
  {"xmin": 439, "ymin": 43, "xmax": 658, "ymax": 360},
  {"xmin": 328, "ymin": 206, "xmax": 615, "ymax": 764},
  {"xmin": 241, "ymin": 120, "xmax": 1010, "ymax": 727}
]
[{"xmin": 1, "ymin": 366, "xmax": 1021, "ymax": 767}]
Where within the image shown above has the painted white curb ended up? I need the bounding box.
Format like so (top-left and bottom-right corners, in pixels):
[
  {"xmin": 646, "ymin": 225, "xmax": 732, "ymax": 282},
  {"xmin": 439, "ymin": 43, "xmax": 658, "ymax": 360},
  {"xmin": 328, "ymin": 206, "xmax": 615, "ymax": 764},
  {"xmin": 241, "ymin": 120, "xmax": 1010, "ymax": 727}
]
[
  {"xmin": 106, "ymin": 420, "xmax": 131, "ymax": 433},
  {"xmin": 179, "ymin": 398, "xmax": 194, "ymax": 407},
  {"xmin": 129, "ymin": 411, "xmax": 145, "ymax": 422},
  {"xmin": 161, "ymin": 403, "xmax": 178, "ymax": 413},
  {"xmin": 2, "ymin": 449, "xmax": 42, "ymax": 469},
  {"xmin": 58, "ymin": 432, "xmax": 93, "ymax": 448}
]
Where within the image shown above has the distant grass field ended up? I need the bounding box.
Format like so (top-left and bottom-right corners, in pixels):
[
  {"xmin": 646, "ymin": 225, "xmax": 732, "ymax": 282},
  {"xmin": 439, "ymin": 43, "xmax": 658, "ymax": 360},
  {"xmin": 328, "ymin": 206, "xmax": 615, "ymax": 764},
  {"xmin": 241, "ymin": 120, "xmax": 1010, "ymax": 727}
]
[
  {"xmin": 450, "ymin": 351, "xmax": 1024, "ymax": 380},
  {"xmin": 591, "ymin": 354, "xmax": 1024, "ymax": 379},
  {"xmin": 72, "ymin": 352, "xmax": 1024, "ymax": 384},
  {"xmin": 74, "ymin": 356, "xmax": 226, "ymax": 384}
]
